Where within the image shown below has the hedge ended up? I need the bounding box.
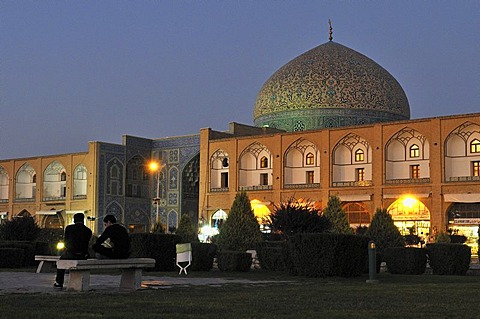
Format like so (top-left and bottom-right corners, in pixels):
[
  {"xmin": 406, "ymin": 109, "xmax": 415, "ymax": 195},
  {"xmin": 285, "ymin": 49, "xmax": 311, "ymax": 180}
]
[
  {"xmin": 130, "ymin": 233, "xmax": 181, "ymax": 271},
  {"xmin": 0, "ymin": 241, "xmax": 36, "ymax": 266},
  {"xmin": 191, "ymin": 243, "xmax": 217, "ymax": 271},
  {"xmin": 0, "ymin": 248, "xmax": 24, "ymax": 268},
  {"xmin": 217, "ymin": 251, "xmax": 252, "ymax": 272},
  {"xmin": 427, "ymin": 243, "xmax": 471, "ymax": 275},
  {"xmin": 384, "ymin": 247, "xmax": 427, "ymax": 275},
  {"xmin": 288, "ymin": 233, "xmax": 369, "ymax": 277},
  {"xmin": 256, "ymin": 241, "xmax": 287, "ymax": 271}
]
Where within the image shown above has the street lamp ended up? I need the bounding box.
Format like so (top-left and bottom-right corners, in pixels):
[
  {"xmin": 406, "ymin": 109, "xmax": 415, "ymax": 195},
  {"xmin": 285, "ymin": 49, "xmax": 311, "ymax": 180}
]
[{"xmin": 148, "ymin": 161, "xmax": 162, "ymax": 227}]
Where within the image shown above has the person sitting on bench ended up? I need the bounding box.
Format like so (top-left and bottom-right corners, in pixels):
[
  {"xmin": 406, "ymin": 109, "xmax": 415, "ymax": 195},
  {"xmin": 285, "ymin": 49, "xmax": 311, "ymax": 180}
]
[
  {"xmin": 93, "ymin": 215, "xmax": 130, "ymax": 259},
  {"xmin": 54, "ymin": 213, "xmax": 92, "ymax": 289}
]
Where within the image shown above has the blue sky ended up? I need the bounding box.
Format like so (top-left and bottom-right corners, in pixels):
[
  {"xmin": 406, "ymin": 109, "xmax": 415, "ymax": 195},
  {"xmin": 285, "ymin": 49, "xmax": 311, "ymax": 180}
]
[{"xmin": 1, "ymin": 1, "xmax": 479, "ymax": 159}]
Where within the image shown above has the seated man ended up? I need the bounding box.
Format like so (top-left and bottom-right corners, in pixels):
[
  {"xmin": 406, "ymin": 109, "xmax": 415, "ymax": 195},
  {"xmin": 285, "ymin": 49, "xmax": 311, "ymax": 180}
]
[
  {"xmin": 54, "ymin": 212, "xmax": 92, "ymax": 289},
  {"xmin": 93, "ymin": 215, "xmax": 130, "ymax": 259}
]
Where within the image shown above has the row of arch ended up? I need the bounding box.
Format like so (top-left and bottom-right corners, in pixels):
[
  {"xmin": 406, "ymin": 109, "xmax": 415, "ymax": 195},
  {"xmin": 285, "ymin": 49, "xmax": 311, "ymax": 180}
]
[
  {"xmin": 0, "ymin": 161, "xmax": 87, "ymax": 201},
  {"xmin": 210, "ymin": 123, "xmax": 480, "ymax": 190}
]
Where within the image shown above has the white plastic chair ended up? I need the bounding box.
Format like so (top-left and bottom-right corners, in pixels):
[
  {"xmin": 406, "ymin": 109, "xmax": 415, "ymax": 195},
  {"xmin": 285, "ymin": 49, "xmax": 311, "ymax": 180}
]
[{"xmin": 176, "ymin": 243, "xmax": 192, "ymax": 275}]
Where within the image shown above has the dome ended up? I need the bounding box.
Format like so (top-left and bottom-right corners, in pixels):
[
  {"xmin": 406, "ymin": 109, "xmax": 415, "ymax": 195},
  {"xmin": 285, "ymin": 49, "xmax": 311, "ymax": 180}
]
[{"xmin": 253, "ymin": 41, "xmax": 410, "ymax": 131}]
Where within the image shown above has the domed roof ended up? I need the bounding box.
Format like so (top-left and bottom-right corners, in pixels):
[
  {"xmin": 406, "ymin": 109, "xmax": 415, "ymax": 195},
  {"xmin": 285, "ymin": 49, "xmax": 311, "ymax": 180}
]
[{"xmin": 253, "ymin": 41, "xmax": 410, "ymax": 131}]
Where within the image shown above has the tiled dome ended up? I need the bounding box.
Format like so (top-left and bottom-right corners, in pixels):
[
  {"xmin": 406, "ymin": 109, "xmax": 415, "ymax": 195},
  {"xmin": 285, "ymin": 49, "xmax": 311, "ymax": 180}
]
[{"xmin": 253, "ymin": 41, "xmax": 410, "ymax": 131}]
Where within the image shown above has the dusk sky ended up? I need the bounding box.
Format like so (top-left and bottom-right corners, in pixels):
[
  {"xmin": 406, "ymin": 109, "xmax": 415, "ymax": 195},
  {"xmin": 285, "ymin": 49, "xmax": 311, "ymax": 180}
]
[{"xmin": 1, "ymin": 1, "xmax": 479, "ymax": 159}]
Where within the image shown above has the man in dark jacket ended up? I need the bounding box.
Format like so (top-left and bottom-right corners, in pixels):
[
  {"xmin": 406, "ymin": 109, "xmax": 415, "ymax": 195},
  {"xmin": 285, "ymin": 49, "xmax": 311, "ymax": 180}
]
[
  {"xmin": 54, "ymin": 212, "xmax": 92, "ymax": 289},
  {"xmin": 93, "ymin": 214, "xmax": 130, "ymax": 259}
]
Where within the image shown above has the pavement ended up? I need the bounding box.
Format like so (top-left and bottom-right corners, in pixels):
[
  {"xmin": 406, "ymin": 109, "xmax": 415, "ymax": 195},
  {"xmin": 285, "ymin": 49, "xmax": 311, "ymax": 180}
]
[{"xmin": 0, "ymin": 271, "xmax": 291, "ymax": 295}]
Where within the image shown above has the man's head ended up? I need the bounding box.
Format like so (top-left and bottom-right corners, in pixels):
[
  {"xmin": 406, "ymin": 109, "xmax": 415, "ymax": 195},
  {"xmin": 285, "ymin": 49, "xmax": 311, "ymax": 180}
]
[
  {"xmin": 73, "ymin": 213, "xmax": 85, "ymax": 224},
  {"xmin": 103, "ymin": 214, "xmax": 117, "ymax": 228}
]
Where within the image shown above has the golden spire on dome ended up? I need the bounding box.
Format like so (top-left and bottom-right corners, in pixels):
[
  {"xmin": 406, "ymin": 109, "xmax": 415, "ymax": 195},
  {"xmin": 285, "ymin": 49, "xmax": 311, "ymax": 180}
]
[{"xmin": 328, "ymin": 19, "xmax": 333, "ymax": 41}]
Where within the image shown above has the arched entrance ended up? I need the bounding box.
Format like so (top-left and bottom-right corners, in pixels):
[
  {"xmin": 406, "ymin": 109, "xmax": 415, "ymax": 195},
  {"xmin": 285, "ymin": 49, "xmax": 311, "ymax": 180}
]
[
  {"xmin": 387, "ymin": 196, "xmax": 431, "ymax": 241},
  {"xmin": 342, "ymin": 202, "xmax": 370, "ymax": 227},
  {"xmin": 447, "ymin": 202, "xmax": 480, "ymax": 256}
]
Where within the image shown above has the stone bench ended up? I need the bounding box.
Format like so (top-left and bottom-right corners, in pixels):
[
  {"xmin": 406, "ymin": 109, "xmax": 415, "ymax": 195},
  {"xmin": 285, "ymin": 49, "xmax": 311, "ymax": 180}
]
[
  {"xmin": 56, "ymin": 258, "xmax": 156, "ymax": 291},
  {"xmin": 35, "ymin": 255, "xmax": 60, "ymax": 273}
]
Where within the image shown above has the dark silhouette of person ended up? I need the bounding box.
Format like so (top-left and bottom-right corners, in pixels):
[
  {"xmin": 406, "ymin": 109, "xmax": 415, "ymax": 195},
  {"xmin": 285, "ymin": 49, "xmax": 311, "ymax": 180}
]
[
  {"xmin": 92, "ymin": 215, "xmax": 130, "ymax": 259},
  {"xmin": 54, "ymin": 212, "xmax": 92, "ymax": 289}
]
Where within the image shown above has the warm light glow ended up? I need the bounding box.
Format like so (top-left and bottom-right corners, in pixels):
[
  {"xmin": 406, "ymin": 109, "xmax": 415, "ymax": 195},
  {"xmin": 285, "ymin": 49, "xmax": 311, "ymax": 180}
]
[
  {"xmin": 250, "ymin": 199, "xmax": 271, "ymax": 220},
  {"xmin": 148, "ymin": 161, "xmax": 160, "ymax": 172},
  {"xmin": 402, "ymin": 196, "xmax": 416, "ymax": 209},
  {"xmin": 56, "ymin": 241, "xmax": 65, "ymax": 250}
]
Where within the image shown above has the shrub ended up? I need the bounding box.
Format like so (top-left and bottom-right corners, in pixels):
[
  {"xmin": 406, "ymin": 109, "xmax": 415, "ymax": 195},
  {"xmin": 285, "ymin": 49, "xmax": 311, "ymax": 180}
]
[
  {"xmin": 267, "ymin": 197, "xmax": 331, "ymax": 239},
  {"xmin": 322, "ymin": 196, "xmax": 353, "ymax": 234},
  {"xmin": 0, "ymin": 241, "xmax": 36, "ymax": 266},
  {"xmin": 256, "ymin": 241, "xmax": 287, "ymax": 271},
  {"xmin": 384, "ymin": 247, "xmax": 427, "ymax": 275},
  {"xmin": 217, "ymin": 251, "xmax": 252, "ymax": 272},
  {"xmin": 435, "ymin": 231, "xmax": 451, "ymax": 243},
  {"xmin": 0, "ymin": 248, "xmax": 24, "ymax": 268},
  {"xmin": 0, "ymin": 217, "xmax": 41, "ymax": 241},
  {"xmin": 191, "ymin": 243, "xmax": 217, "ymax": 271},
  {"xmin": 365, "ymin": 208, "xmax": 405, "ymax": 260},
  {"xmin": 36, "ymin": 228, "xmax": 64, "ymax": 255},
  {"xmin": 216, "ymin": 191, "xmax": 263, "ymax": 252},
  {"xmin": 288, "ymin": 233, "xmax": 369, "ymax": 277},
  {"xmin": 427, "ymin": 243, "xmax": 471, "ymax": 275},
  {"xmin": 130, "ymin": 233, "xmax": 181, "ymax": 271},
  {"xmin": 176, "ymin": 214, "xmax": 199, "ymax": 243}
]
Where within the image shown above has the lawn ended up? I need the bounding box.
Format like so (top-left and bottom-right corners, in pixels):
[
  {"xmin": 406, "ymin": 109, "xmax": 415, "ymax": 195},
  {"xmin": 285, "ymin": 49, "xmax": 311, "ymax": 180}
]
[{"xmin": 1, "ymin": 270, "xmax": 479, "ymax": 319}]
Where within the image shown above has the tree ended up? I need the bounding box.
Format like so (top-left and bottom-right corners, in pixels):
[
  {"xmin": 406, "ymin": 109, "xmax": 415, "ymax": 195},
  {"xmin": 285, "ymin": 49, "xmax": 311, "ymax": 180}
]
[
  {"xmin": 365, "ymin": 208, "xmax": 405, "ymax": 255},
  {"xmin": 268, "ymin": 197, "xmax": 331, "ymax": 239},
  {"xmin": 322, "ymin": 196, "xmax": 353, "ymax": 234},
  {"xmin": 0, "ymin": 217, "xmax": 41, "ymax": 241},
  {"xmin": 176, "ymin": 214, "xmax": 199, "ymax": 243},
  {"xmin": 216, "ymin": 192, "xmax": 263, "ymax": 251}
]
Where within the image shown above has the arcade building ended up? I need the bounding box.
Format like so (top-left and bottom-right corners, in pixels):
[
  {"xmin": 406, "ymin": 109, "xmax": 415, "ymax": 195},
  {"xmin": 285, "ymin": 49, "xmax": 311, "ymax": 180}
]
[{"xmin": 1, "ymin": 33, "xmax": 479, "ymax": 253}]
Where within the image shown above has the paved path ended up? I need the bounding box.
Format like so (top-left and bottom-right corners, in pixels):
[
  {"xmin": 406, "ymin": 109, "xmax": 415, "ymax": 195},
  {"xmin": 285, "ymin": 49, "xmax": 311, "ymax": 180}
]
[{"xmin": 0, "ymin": 271, "xmax": 290, "ymax": 295}]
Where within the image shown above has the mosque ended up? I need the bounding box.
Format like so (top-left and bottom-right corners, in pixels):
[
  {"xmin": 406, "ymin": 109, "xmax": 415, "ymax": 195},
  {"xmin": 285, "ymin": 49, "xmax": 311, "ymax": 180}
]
[{"xmin": 0, "ymin": 28, "xmax": 479, "ymax": 253}]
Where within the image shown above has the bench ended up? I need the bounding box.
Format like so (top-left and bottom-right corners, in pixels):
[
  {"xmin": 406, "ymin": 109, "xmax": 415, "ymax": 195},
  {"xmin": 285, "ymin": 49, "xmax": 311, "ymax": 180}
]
[
  {"xmin": 35, "ymin": 255, "xmax": 60, "ymax": 273},
  {"xmin": 56, "ymin": 258, "xmax": 156, "ymax": 291}
]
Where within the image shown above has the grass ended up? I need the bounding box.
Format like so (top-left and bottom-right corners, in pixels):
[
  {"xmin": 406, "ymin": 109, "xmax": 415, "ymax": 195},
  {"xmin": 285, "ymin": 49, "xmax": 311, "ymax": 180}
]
[{"xmin": 1, "ymin": 270, "xmax": 479, "ymax": 318}]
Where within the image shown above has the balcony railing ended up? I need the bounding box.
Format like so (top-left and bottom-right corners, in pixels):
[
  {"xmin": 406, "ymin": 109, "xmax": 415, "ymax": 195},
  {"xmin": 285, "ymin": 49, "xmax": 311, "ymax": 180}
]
[
  {"xmin": 14, "ymin": 197, "xmax": 35, "ymax": 202},
  {"xmin": 210, "ymin": 187, "xmax": 229, "ymax": 192},
  {"xmin": 43, "ymin": 196, "xmax": 66, "ymax": 202},
  {"xmin": 332, "ymin": 180, "xmax": 373, "ymax": 187},
  {"xmin": 239, "ymin": 185, "xmax": 273, "ymax": 191},
  {"xmin": 73, "ymin": 195, "xmax": 87, "ymax": 200},
  {"xmin": 447, "ymin": 176, "xmax": 480, "ymax": 182},
  {"xmin": 284, "ymin": 183, "xmax": 320, "ymax": 189},
  {"xmin": 0, "ymin": 199, "xmax": 8, "ymax": 203},
  {"xmin": 385, "ymin": 178, "xmax": 430, "ymax": 185}
]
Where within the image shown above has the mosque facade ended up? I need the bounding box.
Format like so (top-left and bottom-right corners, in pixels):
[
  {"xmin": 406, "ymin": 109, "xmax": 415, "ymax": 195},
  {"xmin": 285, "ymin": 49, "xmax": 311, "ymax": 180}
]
[{"xmin": 0, "ymin": 35, "xmax": 479, "ymax": 253}]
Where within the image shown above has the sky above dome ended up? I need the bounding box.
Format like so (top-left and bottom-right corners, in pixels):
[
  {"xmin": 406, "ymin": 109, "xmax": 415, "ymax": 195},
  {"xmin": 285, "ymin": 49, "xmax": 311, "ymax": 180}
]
[{"xmin": 1, "ymin": 1, "xmax": 479, "ymax": 159}]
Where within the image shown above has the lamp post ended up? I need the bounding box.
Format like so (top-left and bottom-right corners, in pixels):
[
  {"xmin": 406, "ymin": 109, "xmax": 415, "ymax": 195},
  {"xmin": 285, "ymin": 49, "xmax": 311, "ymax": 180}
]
[{"xmin": 148, "ymin": 161, "xmax": 162, "ymax": 227}]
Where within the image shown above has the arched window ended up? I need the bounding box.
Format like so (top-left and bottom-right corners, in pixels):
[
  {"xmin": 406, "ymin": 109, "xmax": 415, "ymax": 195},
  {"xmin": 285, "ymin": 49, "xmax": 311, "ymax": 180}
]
[
  {"xmin": 73, "ymin": 164, "xmax": 87, "ymax": 198},
  {"xmin": 471, "ymin": 139, "xmax": 480, "ymax": 153},
  {"xmin": 260, "ymin": 156, "xmax": 268, "ymax": 168},
  {"xmin": 354, "ymin": 149, "xmax": 364, "ymax": 162},
  {"xmin": 410, "ymin": 144, "xmax": 420, "ymax": 158},
  {"xmin": 60, "ymin": 172, "xmax": 66, "ymax": 181},
  {"xmin": 305, "ymin": 152, "xmax": 314, "ymax": 165}
]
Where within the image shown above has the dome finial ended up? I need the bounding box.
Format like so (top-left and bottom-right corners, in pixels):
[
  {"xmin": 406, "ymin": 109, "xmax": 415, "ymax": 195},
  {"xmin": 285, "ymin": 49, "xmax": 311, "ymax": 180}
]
[{"xmin": 328, "ymin": 19, "xmax": 333, "ymax": 41}]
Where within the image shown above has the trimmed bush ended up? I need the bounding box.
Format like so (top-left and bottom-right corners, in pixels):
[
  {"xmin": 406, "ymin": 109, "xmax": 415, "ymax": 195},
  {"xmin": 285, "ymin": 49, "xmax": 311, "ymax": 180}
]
[
  {"xmin": 0, "ymin": 248, "xmax": 24, "ymax": 268},
  {"xmin": 288, "ymin": 233, "xmax": 369, "ymax": 277},
  {"xmin": 384, "ymin": 247, "xmax": 427, "ymax": 275},
  {"xmin": 427, "ymin": 243, "xmax": 471, "ymax": 275},
  {"xmin": 176, "ymin": 214, "xmax": 199, "ymax": 244},
  {"xmin": 256, "ymin": 241, "xmax": 287, "ymax": 271},
  {"xmin": 217, "ymin": 251, "xmax": 252, "ymax": 272},
  {"xmin": 130, "ymin": 233, "xmax": 181, "ymax": 271},
  {"xmin": 216, "ymin": 192, "xmax": 263, "ymax": 252},
  {"xmin": 0, "ymin": 241, "xmax": 36, "ymax": 266},
  {"xmin": 191, "ymin": 243, "xmax": 217, "ymax": 271},
  {"xmin": 366, "ymin": 208, "xmax": 405, "ymax": 261},
  {"xmin": 322, "ymin": 196, "xmax": 353, "ymax": 234}
]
